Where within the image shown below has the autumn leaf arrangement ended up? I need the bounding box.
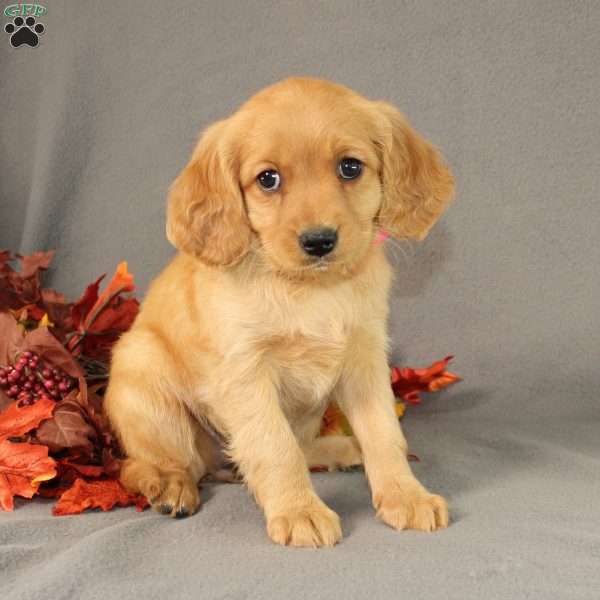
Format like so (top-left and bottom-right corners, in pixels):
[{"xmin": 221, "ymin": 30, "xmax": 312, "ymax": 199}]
[
  {"xmin": 0, "ymin": 250, "xmax": 144, "ymax": 514},
  {"xmin": 0, "ymin": 250, "xmax": 460, "ymax": 515}
]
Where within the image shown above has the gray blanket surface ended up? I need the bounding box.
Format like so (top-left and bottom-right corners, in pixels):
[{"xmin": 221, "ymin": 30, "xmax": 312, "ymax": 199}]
[{"xmin": 1, "ymin": 1, "xmax": 599, "ymax": 599}]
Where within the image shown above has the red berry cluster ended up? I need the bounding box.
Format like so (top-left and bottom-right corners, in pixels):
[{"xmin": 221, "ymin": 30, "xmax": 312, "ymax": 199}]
[{"xmin": 0, "ymin": 351, "xmax": 75, "ymax": 406}]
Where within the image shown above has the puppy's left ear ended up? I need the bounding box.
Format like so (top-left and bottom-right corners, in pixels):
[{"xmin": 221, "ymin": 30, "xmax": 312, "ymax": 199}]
[{"xmin": 373, "ymin": 101, "xmax": 455, "ymax": 240}]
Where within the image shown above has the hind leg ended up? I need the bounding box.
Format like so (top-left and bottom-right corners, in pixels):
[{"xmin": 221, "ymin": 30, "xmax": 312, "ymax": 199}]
[
  {"xmin": 303, "ymin": 435, "xmax": 363, "ymax": 471},
  {"xmin": 105, "ymin": 329, "xmax": 210, "ymax": 518},
  {"xmin": 294, "ymin": 412, "xmax": 362, "ymax": 471}
]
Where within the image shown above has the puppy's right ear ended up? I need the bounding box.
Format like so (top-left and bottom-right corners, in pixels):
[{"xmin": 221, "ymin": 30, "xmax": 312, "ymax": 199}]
[{"xmin": 166, "ymin": 120, "xmax": 252, "ymax": 267}]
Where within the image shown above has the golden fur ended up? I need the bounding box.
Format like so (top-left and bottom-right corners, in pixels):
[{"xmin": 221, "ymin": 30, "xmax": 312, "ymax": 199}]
[{"xmin": 105, "ymin": 77, "xmax": 454, "ymax": 547}]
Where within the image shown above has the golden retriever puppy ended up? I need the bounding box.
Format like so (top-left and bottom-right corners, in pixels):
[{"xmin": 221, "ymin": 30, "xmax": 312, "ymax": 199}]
[{"xmin": 105, "ymin": 77, "xmax": 454, "ymax": 547}]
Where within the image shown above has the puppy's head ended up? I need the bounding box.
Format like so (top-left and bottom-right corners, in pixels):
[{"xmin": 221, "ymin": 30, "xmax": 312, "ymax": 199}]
[{"xmin": 167, "ymin": 78, "xmax": 454, "ymax": 278}]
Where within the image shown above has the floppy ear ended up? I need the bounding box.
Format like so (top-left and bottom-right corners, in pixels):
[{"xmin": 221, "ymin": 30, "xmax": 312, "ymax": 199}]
[
  {"xmin": 166, "ymin": 119, "xmax": 252, "ymax": 266},
  {"xmin": 373, "ymin": 101, "xmax": 455, "ymax": 240}
]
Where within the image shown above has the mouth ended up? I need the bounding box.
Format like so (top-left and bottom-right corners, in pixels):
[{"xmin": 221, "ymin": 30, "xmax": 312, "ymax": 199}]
[
  {"xmin": 273, "ymin": 255, "xmax": 338, "ymax": 277},
  {"xmin": 313, "ymin": 258, "xmax": 330, "ymax": 272},
  {"xmin": 257, "ymin": 242, "xmax": 344, "ymax": 279},
  {"xmin": 301, "ymin": 252, "xmax": 337, "ymax": 272}
]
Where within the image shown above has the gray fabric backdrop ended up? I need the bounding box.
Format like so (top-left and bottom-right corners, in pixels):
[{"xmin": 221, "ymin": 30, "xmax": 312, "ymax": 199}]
[{"xmin": 1, "ymin": 1, "xmax": 599, "ymax": 599}]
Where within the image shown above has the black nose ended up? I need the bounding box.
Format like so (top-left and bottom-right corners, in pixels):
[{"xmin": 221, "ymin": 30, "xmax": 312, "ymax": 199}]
[{"xmin": 299, "ymin": 228, "xmax": 338, "ymax": 257}]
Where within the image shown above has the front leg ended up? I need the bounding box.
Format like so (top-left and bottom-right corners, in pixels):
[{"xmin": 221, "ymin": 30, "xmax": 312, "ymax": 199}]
[
  {"xmin": 214, "ymin": 363, "xmax": 341, "ymax": 548},
  {"xmin": 334, "ymin": 328, "xmax": 448, "ymax": 532}
]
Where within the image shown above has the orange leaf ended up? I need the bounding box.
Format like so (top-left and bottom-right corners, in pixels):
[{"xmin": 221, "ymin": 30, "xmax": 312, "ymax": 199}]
[
  {"xmin": 53, "ymin": 478, "xmax": 148, "ymax": 516},
  {"xmin": 58, "ymin": 460, "xmax": 105, "ymax": 478},
  {"xmin": 103, "ymin": 261, "xmax": 135, "ymax": 296},
  {"xmin": 37, "ymin": 460, "xmax": 106, "ymax": 499},
  {"xmin": 428, "ymin": 371, "xmax": 462, "ymax": 391},
  {"xmin": 0, "ymin": 397, "xmax": 55, "ymax": 442},
  {"xmin": 0, "ymin": 440, "xmax": 57, "ymax": 511},
  {"xmin": 391, "ymin": 356, "xmax": 461, "ymax": 404},
  {"xmin": 81, "ymin": 262, "xmax": 135, "ymax": 332}
]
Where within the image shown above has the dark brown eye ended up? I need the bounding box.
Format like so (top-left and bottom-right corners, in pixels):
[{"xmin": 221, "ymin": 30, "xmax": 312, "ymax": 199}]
[
  {"xmin": 338, "ymin": 157, "xmax": 363, "ymax": 180},
  {"xmin": 257, "ymin": 170, "xmax": 281, "ymax": 191}
]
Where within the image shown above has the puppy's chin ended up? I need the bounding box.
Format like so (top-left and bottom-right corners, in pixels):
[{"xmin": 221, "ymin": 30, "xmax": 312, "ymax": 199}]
[{"xmin": 254, "ymin": 248, "xmax": 369, "ymax": 285}]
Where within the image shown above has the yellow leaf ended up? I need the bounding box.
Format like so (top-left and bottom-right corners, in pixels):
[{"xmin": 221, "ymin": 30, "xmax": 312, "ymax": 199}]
[
  {"xmin": 38, "ymin": 313, "xmax": 53, "ymax": 328},
  {"xmin": 32, "ymin": 471, "xmax": 58, "ymax": 485},
  {"xmin": 395, "ymin": 402, "xmax": 406, "ymax": 419}
]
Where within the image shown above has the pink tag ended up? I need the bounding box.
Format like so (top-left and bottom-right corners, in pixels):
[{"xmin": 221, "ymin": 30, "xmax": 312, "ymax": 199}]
[{"xmin": 374, "ymin": 230, "xmax": 390, "ymax": 244}]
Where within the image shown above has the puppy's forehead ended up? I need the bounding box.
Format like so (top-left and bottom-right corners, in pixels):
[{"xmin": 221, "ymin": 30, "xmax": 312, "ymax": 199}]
[{"xmin": 236, "ymin": 81, "xmax": 378, "ymax": 165}]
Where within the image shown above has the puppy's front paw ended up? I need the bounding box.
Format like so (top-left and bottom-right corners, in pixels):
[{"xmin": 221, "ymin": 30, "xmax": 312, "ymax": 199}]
[
  {"xmin": 267, "ymin": 499, "xmax": 342, "ymax": 548},
  {"xmin": 150, "ymin": 473, "xmax": 201, "ymax": 519},
  {"xmin": 374, "ymin": 484, "xmax": 448, "ymax": 532}
]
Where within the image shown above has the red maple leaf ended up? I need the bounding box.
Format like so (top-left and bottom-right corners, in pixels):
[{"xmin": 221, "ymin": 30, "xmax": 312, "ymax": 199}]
[
  {"xmin": 53, "ymin": 478, "xmax": 148, "ymax": 516},
  {"xmin": 0, "ymin": 250, "xmax": 54, "ymax": 311},
  {"xmin": 0, "ymin": 440, "xmax": 57, "ymax": 511},
  {"xmin": 68, "ymin": 262, "xmax": 139, "ymax": 360},
  {"xmin": 0, "ymin": 397, "xmax": 55, "ymax": 442},
  {"xmin": 18, "ymin": 251, "xmax": 55, "ymax": 279},
  {"xmin": 70, "ymin": 275, "xmax": 103, "ymax": 332},
  {"xmin": 391, "ymin": 355, "xmax": 461, "ymax": 404}
]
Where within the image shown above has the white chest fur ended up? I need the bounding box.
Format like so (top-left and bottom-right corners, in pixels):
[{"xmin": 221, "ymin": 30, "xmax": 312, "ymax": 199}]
[
  {"xmin": 226, "ymin": 280, "xmax": 353, "ymax": 404},
  {"xmin": 200, "ymin": 248, "xmax": 391, "ymax": 417}
]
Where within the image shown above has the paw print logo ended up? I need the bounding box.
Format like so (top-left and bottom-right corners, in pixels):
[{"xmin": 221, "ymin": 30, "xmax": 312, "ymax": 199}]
[{"xmin": 4, "ymin": 16, "xmax": 45, "ymax": 48}]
